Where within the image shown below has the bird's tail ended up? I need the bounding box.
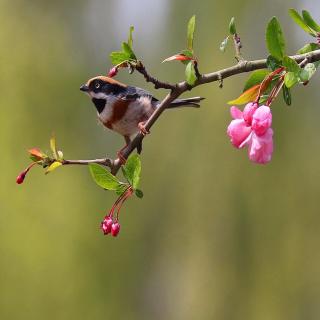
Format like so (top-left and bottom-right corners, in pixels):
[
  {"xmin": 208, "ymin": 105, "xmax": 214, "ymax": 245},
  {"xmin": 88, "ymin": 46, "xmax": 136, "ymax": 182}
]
[{"xmin": 167, "ymin": 97, "xmax": 205, "ymax": 108}]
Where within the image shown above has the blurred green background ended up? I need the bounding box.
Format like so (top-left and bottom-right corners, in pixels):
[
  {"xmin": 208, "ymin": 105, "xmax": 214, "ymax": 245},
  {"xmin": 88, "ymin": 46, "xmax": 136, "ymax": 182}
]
[{"xmin": 1, "ymin": 0, "xmax": 320, "ymax": 319}]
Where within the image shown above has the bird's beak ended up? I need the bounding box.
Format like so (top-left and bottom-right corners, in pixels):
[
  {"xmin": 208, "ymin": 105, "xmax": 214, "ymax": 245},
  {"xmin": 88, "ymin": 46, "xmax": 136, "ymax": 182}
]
[{"xmin": 80, "ymin": 84, "xmax": 89, "ymax": 92}]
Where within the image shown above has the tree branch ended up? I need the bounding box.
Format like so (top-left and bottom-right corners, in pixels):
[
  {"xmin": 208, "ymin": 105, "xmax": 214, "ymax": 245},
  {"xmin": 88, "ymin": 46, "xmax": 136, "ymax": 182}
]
[
  {"xmin": 63, "ymin": 49, "xmax": 320, "ymax": 175},
  {"xmin": 135, "ymin": 62, "xmax": 177, "ymax": 90}
]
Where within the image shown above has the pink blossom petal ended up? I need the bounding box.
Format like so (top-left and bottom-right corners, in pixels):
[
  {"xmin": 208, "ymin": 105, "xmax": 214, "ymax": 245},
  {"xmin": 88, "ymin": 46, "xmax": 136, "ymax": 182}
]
[
  {"xmin": 227, "ymin": 119, "xmax": 252, "ymax": 148},
  {"xmin": 230, "ymin": 106, "xmax": 243, "ymax": 119},
  {"xmin": 243, "ymin": 102, "xmax": 258, "ymax": 125},
  {"xmin": 248, "ymin": 129, "xmax": 273, "ymax": 164},
  {"xmin": 251, "ymin": 105, "xmax": 272, "ymax": 136}
]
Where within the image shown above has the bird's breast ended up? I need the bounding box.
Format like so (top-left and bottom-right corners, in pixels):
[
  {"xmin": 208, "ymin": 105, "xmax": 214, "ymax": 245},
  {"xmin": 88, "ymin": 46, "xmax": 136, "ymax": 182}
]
[{"xmin": 98, "ymin": 96, "xmax": 155, "ymax": 136}]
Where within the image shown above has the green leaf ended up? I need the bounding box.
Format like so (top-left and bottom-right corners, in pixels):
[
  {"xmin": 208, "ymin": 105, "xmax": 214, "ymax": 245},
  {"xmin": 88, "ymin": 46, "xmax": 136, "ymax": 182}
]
[
  {"xmin": 135, "ymin": 189, "xmax": 144, "ymax": 198},
  {"xmin": 122, "ymin": 42, "xmax": 136, "ymax": 60},
  {"xmin": 302, "ymin": 10, "xmax": 320, "ymax": 32},
  {"xmin": 45, "ymin": 161, "xmax": 62, "ymax": 174},
  {"xmin": 266, "ymin": 17, "xmax": 286, "ymax": 61},
  {"xmin": 110, "ymin": 51, "xmax": 130, "ymax": 65},
  {"xmin": 298, "ymin": 43, "xmax": 320, "ymax": 54},
  {"xmin": 185, "ymin": 61, "xmax": 197, "ymax": 85},
  {"xmin": 299, "ymin": 63, "xmax": 317, "ymax": 82},
  {"xmin": 50, "ymin": 135, "xmax": 58, "ymax": 159},
  {"xmin": 284, "ymin": 72, "xmax": 299, "ymax": 88},
  {"xmin": 128, "ymin": 26, "xmax": 134, "ymax": 48},
  {"xmin": 283, "ymin": 56, "xmax": 300, "ymax": 74},
  {"xmin": 219, "ymin": 36, "xmax": 229, "ymax": 52},
  {"xmin": 289, "ymin": 9, "xmax": 316, "ymax": 36},
  {"xmin": 229, "ymin": 17, "xmax": 236, "ymax": 35},
  {"xmin": 243, "ymin": 70, "xmax": 270, "ymax": 92},
  {"xmin": 122, "ymin": 154, "xmax": 141, "ymax": 189},
  {"xmin": 282, "ymin": 86, "xmax": 292, "ymax": 105},
  {"xmin": 88, "ymin": 163, "xmax": 121, "ymax": 190},
  {"xmin": 187, "ymin": 15, "xmax": 196, "ymax": 52},
  {"xmin": 266, "ymin": 55, "xmax": 282, "ymax": 71}
]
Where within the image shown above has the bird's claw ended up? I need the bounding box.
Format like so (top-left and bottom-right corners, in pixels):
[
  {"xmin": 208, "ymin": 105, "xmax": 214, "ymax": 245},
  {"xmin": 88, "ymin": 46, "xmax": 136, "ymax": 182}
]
[{"xmin": 138, "ymin": 122, "xmax": 150, "ymax": 136}]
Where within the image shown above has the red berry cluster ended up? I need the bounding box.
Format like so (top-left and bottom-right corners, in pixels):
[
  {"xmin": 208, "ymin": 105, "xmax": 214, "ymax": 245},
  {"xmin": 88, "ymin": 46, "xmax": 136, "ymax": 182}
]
[{"xmin": 100, "ymin": 186, "xmax": 134, "ymax": 237}]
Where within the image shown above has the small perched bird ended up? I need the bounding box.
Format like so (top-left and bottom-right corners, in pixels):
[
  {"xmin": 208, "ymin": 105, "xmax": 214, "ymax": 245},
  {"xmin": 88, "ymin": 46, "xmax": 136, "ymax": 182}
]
[{"xmin": 80, "ymin": 76, "xmax": 204, "ymax": 159}]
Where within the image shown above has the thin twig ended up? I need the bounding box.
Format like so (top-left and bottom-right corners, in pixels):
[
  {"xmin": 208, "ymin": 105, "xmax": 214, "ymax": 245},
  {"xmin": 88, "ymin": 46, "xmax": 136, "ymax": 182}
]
[
  {"xmin": 135, "ymin": 62, "xmax": 176, "ymax": 90},
  {"xmin": 233, "ymin": 34, "xmax": 243, "ymax": 62}
]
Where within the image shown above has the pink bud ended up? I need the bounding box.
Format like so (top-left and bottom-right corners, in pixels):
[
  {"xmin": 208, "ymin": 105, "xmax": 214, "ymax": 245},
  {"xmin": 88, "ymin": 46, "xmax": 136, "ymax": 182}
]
[
  {"xmin": 111, "ymin": 222, "xmax": 120, "ymax": 237},
  {"xmin": 16, "ymin": 172, "xmax": 26, "ymax": 184},
  {"xmin": 101, "ymin": 216, "xmax": 113, "ymax": 235},
  {"xmin": 108, "ymin": 67, "xmax": 118, "ymax": 78}
]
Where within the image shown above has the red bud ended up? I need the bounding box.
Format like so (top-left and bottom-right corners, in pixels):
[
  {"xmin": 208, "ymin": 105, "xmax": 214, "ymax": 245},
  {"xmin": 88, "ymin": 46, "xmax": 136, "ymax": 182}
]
[
  {"xmin": 16, "ymin": 172, "xmax": 26, "ymax": 184},
  {"xmin": 111, "ymin": 222, "xmax": 120, "ymax": 237},
  {"xmin": 108, "ymin": 67, "xmax": 118, "ymax": 78}
]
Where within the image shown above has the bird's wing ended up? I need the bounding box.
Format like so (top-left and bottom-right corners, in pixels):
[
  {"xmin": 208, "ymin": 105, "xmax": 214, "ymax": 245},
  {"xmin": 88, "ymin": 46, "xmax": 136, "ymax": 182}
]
[{"xmin": 118, "ymin": 86, "xmax": 158, "ymax": 102}]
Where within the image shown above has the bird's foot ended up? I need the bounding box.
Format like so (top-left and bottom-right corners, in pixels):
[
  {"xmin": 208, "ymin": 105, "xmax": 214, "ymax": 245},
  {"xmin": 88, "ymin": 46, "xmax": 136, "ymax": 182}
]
[{"xmin": 138, "ymin": 122, "xmax": 150, "ymax": 136}]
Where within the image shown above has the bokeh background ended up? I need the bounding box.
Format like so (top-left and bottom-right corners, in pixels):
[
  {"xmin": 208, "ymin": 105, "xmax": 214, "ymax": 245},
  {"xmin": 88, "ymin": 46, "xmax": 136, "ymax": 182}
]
[{"xmin": 1, "ymin": 0, "xmax": 320, "ymax": 319}]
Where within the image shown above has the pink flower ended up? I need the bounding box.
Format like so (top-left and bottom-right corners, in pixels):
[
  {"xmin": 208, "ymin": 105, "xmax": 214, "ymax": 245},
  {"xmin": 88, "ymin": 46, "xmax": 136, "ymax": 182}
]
[
  {"xmin": 227, "ymin": 103, "xmax": 273, "ymax": 164},
  {"xmin": 251, "ymin": 105, "xmax": 272, "ymax": 136}
]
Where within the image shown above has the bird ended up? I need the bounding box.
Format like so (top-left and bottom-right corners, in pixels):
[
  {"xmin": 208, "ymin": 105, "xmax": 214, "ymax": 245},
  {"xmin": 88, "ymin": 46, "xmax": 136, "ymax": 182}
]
[{"xmin": 80, "ymin": 75, "xmax": 204, "ymax": 161}]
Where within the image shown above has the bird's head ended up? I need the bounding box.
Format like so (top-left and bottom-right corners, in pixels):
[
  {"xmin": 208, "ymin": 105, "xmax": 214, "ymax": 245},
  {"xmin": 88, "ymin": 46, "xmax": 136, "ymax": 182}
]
[{"xmin": 80, "ymin": 76, "xmax": 127, "ymax": 99}]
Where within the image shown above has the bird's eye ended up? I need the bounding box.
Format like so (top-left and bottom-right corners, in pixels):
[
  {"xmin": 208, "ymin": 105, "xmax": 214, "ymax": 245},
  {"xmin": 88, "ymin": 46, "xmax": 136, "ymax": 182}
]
[{"xmin": 95, "ymin": 82, "xmax": 100, "ymax": 89}]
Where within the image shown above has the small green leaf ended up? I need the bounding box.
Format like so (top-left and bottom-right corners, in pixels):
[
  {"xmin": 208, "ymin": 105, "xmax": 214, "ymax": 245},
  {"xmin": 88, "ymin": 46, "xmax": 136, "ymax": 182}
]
[
  {"xmin": 180, "ymin": 49, "xmax": 194, "ymax": 58},
  {"xmin": 128, "ymin": 26, "xmax": 134, "ymax": 48},
  {"xmin": 187, "ymin": 15, "xmax": 196, "ymax": 52},
  {"xmin": 282, "ymin": 86, "xmax": 292, "ymax": 105},
  {"xmin": 299, "ymin": 63, "xmax": 317, "ymax": 82},
  {"xmin": 289, "ymin": 9, "xmax": 316, "ymax": 36},
  {"xmin": 229, "ymin": 17, "xmax": 236, "ymax": 35},
  {"xmin": 122, "ymin": 42, "xmax": 136, "ymax": 60},
  {"xmin": 185, "ymin": 61, "xmax": 197, "ymax": 85},
  {"xmin": 123, "ymin": 154, "xmax": 141, "ymax": 189},
  {"xmin": 50, "ymin": 135, "xmax": 58, "ymax": 159},
  {"xmin": 284, "ymin": 72, "xmax": 298, "ymax": 88},
  {"xmin": 220, "ymin": 36, "xmax": 229, "ymax": 52},
  {"xmin": 243, "ymin": 70, "xmax": 270, "ymax": 92},
  {"xmin": 302, "ymin": 10, "xmax": 320, "ymax": 33},
  {"xmin": 298, "ymin": 43, "xmax": 320, "ymax": 54},
  {"xmin": 266, "ymin": 17, "xmax": 286, "ymax": 61},
  {"xmin": 45, "ymin": 161, "xmax": 62, "ymax": 174},
  {"xmin": 283, "ymin": 56, "xmax": 300, "ymax": 74},
  {"xmin": 135, "ymin": 189, "xmax": 144, "ymax": 198},
  {"xmin": 110, "ymin": 51, "xmax": 130, "ymax": 65},
  {"xmin": 266, "ymin": 55, "xmax": 282, "ymax": 71},
  {"xmin": 89, "ymin": 163, "xmax": 121, "ymax": 190}
]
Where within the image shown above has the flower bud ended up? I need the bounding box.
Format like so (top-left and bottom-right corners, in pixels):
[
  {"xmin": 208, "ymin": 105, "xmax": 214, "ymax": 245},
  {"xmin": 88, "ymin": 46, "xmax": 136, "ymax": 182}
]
[
  {"xmin": 108, "ymin": 67, "xmax": 118, "ymax": 78},
  {"xmin": 101, "ymin": 216, "xmax": 113, "ymax": 235},
  {"xmin": 111, "ymin": 222, "xmax": 120, "ymax": 237},
  {"xmin": 16, "ymin": 171, "xmax": 26, "ymax": 184}
]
